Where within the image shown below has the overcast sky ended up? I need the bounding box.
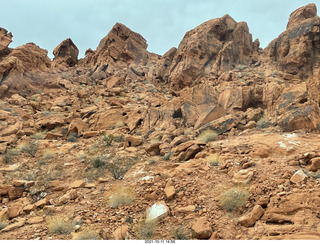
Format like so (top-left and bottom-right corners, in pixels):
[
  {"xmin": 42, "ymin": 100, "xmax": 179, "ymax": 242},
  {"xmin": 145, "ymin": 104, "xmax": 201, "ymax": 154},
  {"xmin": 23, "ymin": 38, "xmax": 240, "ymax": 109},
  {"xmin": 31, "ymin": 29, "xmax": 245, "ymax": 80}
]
[{"xmin": 1, "ymin": 0, "xmax": 317, "ymax": 59}]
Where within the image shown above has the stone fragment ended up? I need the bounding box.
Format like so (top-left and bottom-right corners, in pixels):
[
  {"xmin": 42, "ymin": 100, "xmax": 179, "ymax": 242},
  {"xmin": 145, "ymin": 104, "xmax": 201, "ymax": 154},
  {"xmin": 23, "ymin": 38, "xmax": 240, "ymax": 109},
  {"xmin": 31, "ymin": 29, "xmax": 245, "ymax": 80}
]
[
  {"xmin": 8, "ymin": 203, "xmax": 24, "ymax": 218},
  {"xmin": 26, "ymin": 216, "xmax": 43, "ymax": 225},
  {"xmin": 69, "ymin": 180, "xmax": 86, "ymax": 189},
  {"xmin": 309, "ymin": 157, "xmax": 320, "ymax": 172},
  {"xmin": 146, "ymin": 202, "xmax": 169, "ymax": 222},
  {"xmin": 176, "ymin": 205, "xmax": 196, "ymax": 214},
  {"xmin": 8, "ymin": 187, "xmax": 23, "ymax": 200},
  {"xmin": 238, "ymin": 205, "xmax": 265, "ymax": 227},
  {"xmin": 0, "ymin": 218, "xmax": 25, "ymax": 232},
  {"xmin": 145, "ymin": 142, "xmax": 161, "ymax": 156},
  {"xmin": 35, "ymin": 198, "xmax": 49, "ymax": 208},
  {"xmin": 232, "ymin": 169, "xmax": 254, "ymax": 184},
  {"xmin": 164, "ymin": 185, "xmax": 175, "ymax": 200},
  {"xmin": 290, "ymin": 169, "xmax": 308, "ymax": 184},
  {"xmin": 124, "ymin": 135, "xmax": 143, "ymax": 147},
  {"xmin": 12, "ymin": 180, "xmax": 35, "ymax": 187},
  {"xmin": 112, "ymin": 224, "xmax": 128, "ymax": 240},
  {"xmin": 192, "ymin": 217, "xmax": 213, "ymax": 239}
]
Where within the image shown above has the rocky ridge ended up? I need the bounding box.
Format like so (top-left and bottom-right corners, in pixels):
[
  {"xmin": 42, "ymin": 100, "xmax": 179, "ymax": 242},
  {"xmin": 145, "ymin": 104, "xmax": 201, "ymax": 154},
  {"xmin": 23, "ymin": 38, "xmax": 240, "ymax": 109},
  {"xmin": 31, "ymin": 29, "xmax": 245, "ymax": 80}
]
[{"xmin": 0, "ymin": 3, "xmax": 320, "ymax": 240}]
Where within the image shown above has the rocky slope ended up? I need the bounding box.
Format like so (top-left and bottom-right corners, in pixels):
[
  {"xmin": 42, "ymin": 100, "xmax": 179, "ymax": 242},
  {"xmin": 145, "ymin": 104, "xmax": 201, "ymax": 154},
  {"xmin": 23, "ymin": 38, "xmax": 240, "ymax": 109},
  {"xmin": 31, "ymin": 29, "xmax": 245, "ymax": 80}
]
[{"xmin": 0, "ymin": 3, "xmax": 320, "ymax": 240}]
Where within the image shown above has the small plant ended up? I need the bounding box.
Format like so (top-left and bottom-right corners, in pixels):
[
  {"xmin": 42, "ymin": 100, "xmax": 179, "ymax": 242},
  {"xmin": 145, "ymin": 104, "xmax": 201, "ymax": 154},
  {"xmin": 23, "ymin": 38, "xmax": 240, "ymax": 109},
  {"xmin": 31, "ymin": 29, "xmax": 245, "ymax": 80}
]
[
  {"xmin": 220, "ymin": 186, "xmax": 249, "ymax": 212},
  {"xmin": 108, "ymin": 186, "xmax": 135, "ymax": 208},
  {"xmin": 0, "ymin": 218, "xmax": 7, "ymax": 231},
  {"xmin": 163, "ymin": 151, "xmax": 172, "ymax": 161},
  {"xmin": 256, "ymin": 117, "xmax": 271, "ymax": 129},
  {"xmin": 67, "ymin": 132, "xmax": 78, "ymax": 142},
  {"xmin": 136, "ymin": 218, "xmax": 157, "ymax": 240},
  {"xmin": 174, "ymin": 225, "xmax": 191, "ymax": 240},
  {"xmin": 20, "ymin": 140, "xmax": 39, "ymax": 157},
  {"xmin": 197, "ymin": 129, "xmax": 218, "ymax": 143},
  {"xmin": 206, "ymin": 153, "xmax": 220, "ymax": 166},
  {"xmin": 73, "ymin": 228, "xmax": 100, "ymax": 240},
  {"xmin": 31, "ymin": 130, "xmax": 47, "ymax": 140},
  {"xmin": 77, "ymin": 153, "xmax": 87, "ymax": 163},
  {"xmin": 2, "ymin": 149, "xmax": 18, "ymax": 164},
  {"xmin": 102, "ymin": 134, "xmax": 113, "ymax": 146},
  {"xmin": 43, "ymin": 150, "xmax": 55, "ymax": 160},
  {"xmin": 46, "ymin": 215, "xmax": 76, "ymax": 235},
  {"xmin": 105, "ymin": 157, "xmax": 136, "ymax": 180},
  {"xmin": 91, "ymin": 154, "xmax": 107, "ymax": 168}
]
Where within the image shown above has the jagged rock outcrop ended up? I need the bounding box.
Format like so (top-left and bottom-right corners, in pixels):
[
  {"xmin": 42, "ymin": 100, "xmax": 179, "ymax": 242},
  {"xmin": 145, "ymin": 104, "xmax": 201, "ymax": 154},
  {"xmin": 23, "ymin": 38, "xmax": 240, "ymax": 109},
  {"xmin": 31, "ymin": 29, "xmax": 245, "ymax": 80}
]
[
  {"xmin": 265, "ymin": 3, "xmax": 320, "ymax": 78},
  {"xmin": 53, "ymin": 38, "xmax": 79, "ymax": 68},
  {"xmin": 154, "ymin": 14, "xmax": 259, "ymax": 91},
  {"xmin": 0, "ymin": 42, "xmax": 52, "ymax": 97},
  {"xmin": 81, "ymin": 23, "xmax": 158, "ymax": 76},
  {"xmin": 0, "ymin": 27, "xmax": 12, "ymax": 55}
]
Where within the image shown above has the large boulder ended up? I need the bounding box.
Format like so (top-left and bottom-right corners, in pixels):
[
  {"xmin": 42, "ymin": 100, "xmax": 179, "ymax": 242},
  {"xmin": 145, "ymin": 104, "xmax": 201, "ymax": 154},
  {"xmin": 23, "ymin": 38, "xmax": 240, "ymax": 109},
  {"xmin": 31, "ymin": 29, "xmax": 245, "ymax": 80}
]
[
  {"xmin": 157, "ymin": 14, "xmax": 258, "ymax": 91},
  {"xmin": 0, "ymin": 27, "xmax": 12, "ymax": 55},
  {"xmin": 265, "ymin": 3, "xmax": 320, "ymax": 78},
  {"xmin": 53, "ymin": 38, "xmax": 79, "ymax": 68}
]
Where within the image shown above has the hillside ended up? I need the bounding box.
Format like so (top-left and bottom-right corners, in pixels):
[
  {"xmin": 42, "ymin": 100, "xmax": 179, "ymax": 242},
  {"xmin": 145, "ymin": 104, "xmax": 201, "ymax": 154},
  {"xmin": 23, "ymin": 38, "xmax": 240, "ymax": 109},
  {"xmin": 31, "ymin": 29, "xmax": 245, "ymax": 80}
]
[{"xmin": 0, "ymin": 3, "xmax": 320, "ymax": 240}]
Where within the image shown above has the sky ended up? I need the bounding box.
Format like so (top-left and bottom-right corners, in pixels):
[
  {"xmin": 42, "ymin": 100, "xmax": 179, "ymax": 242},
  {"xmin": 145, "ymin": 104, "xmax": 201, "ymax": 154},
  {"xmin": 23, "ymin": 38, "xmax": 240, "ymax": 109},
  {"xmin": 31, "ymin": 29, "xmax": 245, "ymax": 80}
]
[{"xmin": 1, "ymin": 0, "xmax": 317, "ymax": 59}]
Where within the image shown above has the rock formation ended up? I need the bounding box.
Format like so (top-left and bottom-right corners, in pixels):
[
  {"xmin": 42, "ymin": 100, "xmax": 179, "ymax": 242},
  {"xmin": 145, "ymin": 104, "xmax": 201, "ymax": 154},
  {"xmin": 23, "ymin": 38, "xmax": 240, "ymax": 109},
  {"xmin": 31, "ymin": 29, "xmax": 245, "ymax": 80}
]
[
  {"xmin": 0, "ymin": 3, "xmax": 320, "ymax": 241},
  {"xmin": 53, "ymin": 38, "xmax": 79, "ymax": 68}
]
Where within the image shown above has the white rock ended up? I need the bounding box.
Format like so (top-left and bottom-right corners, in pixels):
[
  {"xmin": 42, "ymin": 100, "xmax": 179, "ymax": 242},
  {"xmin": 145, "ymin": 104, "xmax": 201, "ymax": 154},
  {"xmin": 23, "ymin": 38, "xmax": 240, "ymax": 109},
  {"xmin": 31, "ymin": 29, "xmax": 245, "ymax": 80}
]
[{"xmin": 146, "ymin": 202, "xmax": 168, "ymax": 222}]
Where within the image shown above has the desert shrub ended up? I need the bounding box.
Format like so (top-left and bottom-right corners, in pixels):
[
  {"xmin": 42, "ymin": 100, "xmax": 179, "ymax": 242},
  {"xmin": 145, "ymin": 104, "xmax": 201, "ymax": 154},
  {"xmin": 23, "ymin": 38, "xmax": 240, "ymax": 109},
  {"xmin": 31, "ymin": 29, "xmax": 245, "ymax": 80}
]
[
  {"xmin": 197, "ymin": 129, "xmax": 218, "ymax": 143},
  {"xmin": 163, "ymin": 151, "xmax": 172, "ymax": 161},
  {"xmin": 0, "ymin": 219, "xmax": 7, "ymax": 231},
  {"xmin": 46, "ymin": 215, "xmax": 76, "ymax": 235},
  {"xmin": 31, "ymin": 130, "xmax": 47, "ymax": 140},
  {"xmin": 91, "ymin": 154, "xmax": 107, "ymax": 168},
  {"xmin": 77, "ymin": 153, "xmax": 87, "ymax": 163},
  {"xmin": 73, "ymin": 228, "xmax": 100, "ymax": 240},
  {"xmin": 174, "ymin": 225, "xmax": 191, "ymax": 240},
  {"xmin": 256, "ymin": 117, "xmax": 271, "ymax": 129},
  {"xmin": 206, "ymin": 153, "xmax": 220, "ymax": 166},
  {"xmin": 220, "ymin": 186, "xmax": 249, "ymax": 211},
  {"xmin": 136, "ymin": 218, "xmax": 157, "ymax": 240},
  {"xmin": 2, "ymin": 149, "xmax": 18, "ymax": 164},
  {"xmin": 105, "ymin": 157, "xmax": 136, "ymax": 180},
  {"xmin": 108, "ymin": 186, "xmax": 135, "ymax": 208},
  {"xmin": 20, "ymin": 140, "xmax": 39, "ymax": 157},
  {"xmin": 43, "ymin": 150, "xmax": 55, "ymax": 160},
  {"xmin": 67, "ymin": 132, "xmax": 78, "ymax": 142},
  {"xmin": 102, "ymin": 134, "xmax": 113, "ymax": 146}
]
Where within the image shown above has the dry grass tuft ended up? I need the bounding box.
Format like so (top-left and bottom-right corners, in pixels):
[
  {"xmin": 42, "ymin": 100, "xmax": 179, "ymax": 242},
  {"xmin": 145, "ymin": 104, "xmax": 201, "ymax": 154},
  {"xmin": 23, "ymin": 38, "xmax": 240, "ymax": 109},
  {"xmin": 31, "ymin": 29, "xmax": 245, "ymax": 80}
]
[
  {"xmin": 108, "ymin": 186, "xmax": 135, "ymax": 208},
  {"xmin": 73, "ymin": 228, "xmax": 100, "ymax": 240},
  {"xmin": 197, "ymin": 129, "xmax": 218, "ymax": 143},
  {"xmin": 46, "ymin": 215, "xmax": 76, "ymax": 235},
  {"xmin": 220, "ymin": 186, "xmax": 249, "ymax": 211},
  {"xmin": 135, "ymin": 218, "xmax": 157, "ymax": 240}
]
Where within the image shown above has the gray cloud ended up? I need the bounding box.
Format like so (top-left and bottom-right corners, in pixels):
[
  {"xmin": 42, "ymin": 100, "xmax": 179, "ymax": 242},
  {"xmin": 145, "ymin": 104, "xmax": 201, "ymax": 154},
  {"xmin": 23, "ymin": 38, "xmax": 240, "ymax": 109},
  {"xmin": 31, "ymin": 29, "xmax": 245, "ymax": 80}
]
[{"xmin": 1, "ymin": 0, "xmax": 316, "ymax": 59}]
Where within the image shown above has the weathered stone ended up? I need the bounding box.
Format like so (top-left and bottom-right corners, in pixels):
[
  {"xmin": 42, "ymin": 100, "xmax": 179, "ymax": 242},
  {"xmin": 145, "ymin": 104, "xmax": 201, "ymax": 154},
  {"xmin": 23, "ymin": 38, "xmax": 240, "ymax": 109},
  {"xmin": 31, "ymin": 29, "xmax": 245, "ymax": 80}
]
[
  {"xmin": 35, "ymin": 198, "xmax": 49, "ymax": 208},
  {"xmin": 164, "ymin": 185, "xmax": 175, "ymax": 200},
  {"xmin": 53, "ymin": 38, "xmax": 79, "ymax": 68},
  {"xmin": 146, "ymin": 202, "xmax": 169, "ymax": 222},
  {"xmin": 8, "ymin": 203, "xmax": 24, "ymax": 218},
  {"xmin": 192, "ymin": 217, "xmax": 213, "ymax": 239},
  {"xmin": 290, "ymin": 169, "xmax": 308, "ymax": 183},
  {"xmin": 26, "ymin": 216, "xmax": 44, "ymax": 225},
  {"xmin": 145, "ymin": 142, "xmax": 161, "ymax": 156},
  {"xmin": 232, "ymin": 169, "xmax": 254, "ymax": 184},
  {"xmin": 112, "ymin": 224, "xmax": 128, "ymax": 240},
  {"xmin": 0, "ymin": 27, "xmax": 12, "ymax": 54},
  {"xmin": 68, "ymin": 180, "xmax": 86, "ymax": 189},
  {"xmin": 238, "ymin": 205, "xmax": 265, "ymax": 227},
  {"xmin": 176, "ymin": 205, "xmax": 196, "ymax": 214},
  {"xmin": 309, "ymin": 157, "xmax": 320, "ymax": 172},
  {"xmin": 8, "ymin": 187, "xmax": 23, "ymax": 200},
  {"xmin": 124, "ymin": 135, "xmax": 143, "ymax": 147},
  {"xmin": 67, "ymin": 118, "xmax": 89, "ymax": 136},
  {"xmin": 12, "ymin": 180, "xmax": 35, "ymax": 188},
  {"xmin": 0, "ymin": 218, "xmax": 25, "ymax": 232}
]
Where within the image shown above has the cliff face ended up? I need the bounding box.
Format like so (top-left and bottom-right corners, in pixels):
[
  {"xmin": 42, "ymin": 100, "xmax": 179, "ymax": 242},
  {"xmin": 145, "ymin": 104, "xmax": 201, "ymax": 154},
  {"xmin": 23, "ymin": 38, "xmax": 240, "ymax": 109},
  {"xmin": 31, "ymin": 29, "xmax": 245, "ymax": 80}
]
[{"xmin": 1, "ymin": 4, "xmax": 320, "ymax": 241}]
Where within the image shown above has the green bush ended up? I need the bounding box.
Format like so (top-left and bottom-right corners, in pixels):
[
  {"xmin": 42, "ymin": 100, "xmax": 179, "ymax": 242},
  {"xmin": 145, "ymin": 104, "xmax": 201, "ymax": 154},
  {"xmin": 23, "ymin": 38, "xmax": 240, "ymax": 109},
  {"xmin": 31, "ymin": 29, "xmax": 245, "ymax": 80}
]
[
  {"xmin": 256, "ymin": 118, "xmax": 271, "ymax": 129},
  {"xmin": 174, "ymin": 225, "xmax": 191, "ymax": 240},
  {"xmin": 91, "ymin": 155, "xmax": 107, "ymax": 168},
  {"xmin": 102, "ymin": 134, "xmax": 114, "ymax": 146},
  {"xmin": 67, "ymin": 132, "xmax": 78, "ymax": 142},
  {"xmin": 220, "ymin": 186, "xmax": 249, "ymax": 211},
  {"xmin": 20, "ymin": 140, "xmax": 39, "ymax": 157}
]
